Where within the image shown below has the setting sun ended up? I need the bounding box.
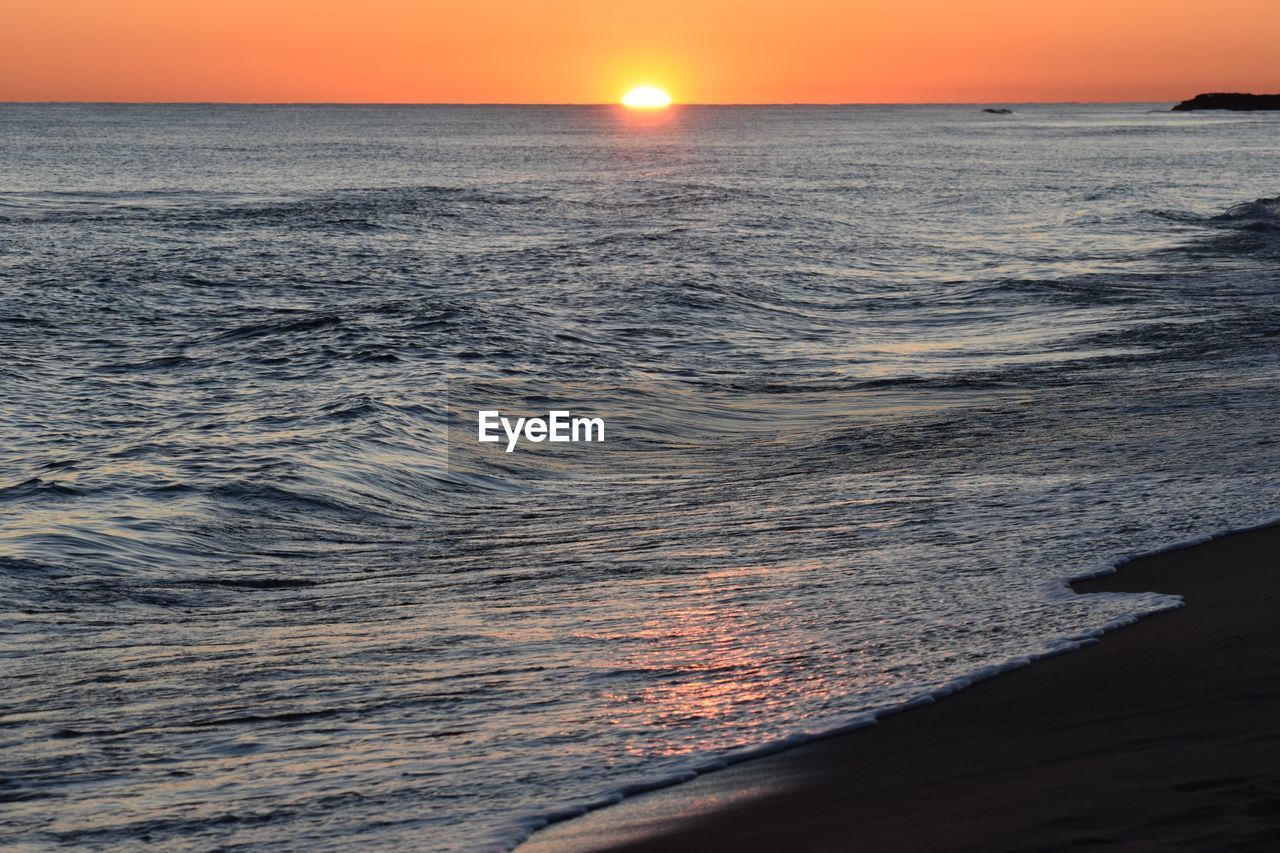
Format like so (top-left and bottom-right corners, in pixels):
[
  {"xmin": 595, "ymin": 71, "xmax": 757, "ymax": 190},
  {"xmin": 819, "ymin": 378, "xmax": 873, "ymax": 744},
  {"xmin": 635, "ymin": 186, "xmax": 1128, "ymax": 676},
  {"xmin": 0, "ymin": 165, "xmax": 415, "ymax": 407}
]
[{"xmin": 622, "ymin": 86, "xmax": 672, "ymax": 109}]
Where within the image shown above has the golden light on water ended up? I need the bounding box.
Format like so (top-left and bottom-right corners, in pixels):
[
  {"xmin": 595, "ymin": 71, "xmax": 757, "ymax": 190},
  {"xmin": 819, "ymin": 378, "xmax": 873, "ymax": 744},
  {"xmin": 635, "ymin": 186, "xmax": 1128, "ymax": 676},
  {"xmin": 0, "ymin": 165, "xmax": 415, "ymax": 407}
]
[{"xmin": 622, "ymin": 86, "xmax": 673, "ymax": 109}]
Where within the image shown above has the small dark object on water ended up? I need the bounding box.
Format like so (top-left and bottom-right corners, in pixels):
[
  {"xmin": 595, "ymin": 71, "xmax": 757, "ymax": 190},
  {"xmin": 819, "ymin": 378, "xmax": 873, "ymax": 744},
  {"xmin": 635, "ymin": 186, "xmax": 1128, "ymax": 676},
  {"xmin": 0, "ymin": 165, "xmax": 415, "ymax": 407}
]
[
  {"xmin": 982, "ymin": 108, "xmax": 1013, "ymax": 115},
  {"xmin": 1172, "ymin": 93, "xmax": 1280, "ymax": 111}
]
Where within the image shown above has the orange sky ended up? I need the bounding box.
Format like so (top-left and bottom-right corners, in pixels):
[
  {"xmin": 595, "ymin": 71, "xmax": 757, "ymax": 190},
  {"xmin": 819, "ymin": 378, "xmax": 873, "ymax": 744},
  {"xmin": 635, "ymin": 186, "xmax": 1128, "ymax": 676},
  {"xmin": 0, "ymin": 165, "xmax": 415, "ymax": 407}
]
[{"xmin": 5, "ymin": 0, "xmax": 1279, "ymax": 103}]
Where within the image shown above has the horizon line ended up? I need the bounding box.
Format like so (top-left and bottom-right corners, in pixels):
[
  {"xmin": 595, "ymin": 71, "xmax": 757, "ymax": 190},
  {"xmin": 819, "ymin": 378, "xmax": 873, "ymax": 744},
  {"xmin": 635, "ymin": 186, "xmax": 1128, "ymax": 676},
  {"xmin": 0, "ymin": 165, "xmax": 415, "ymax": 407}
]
[{"xmin": 0, "ymin": 99, "xmax": 1188, "ymax": 107}]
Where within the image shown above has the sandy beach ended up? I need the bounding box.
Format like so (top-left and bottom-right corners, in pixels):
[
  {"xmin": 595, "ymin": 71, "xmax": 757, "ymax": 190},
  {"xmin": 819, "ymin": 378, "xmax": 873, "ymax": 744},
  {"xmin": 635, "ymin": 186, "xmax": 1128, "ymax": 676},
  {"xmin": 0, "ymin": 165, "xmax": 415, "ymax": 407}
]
[{"xmin": 521, "ymin": 523, "xmax": 1280, "ymax": 852}]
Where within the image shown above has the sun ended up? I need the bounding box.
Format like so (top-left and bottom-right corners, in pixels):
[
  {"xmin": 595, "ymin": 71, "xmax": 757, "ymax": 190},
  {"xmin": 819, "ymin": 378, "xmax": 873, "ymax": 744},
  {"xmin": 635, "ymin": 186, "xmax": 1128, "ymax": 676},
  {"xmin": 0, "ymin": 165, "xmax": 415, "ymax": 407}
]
[{"xmin": 622, "ymin": 86, "xmax": 673, "ymax": 109}]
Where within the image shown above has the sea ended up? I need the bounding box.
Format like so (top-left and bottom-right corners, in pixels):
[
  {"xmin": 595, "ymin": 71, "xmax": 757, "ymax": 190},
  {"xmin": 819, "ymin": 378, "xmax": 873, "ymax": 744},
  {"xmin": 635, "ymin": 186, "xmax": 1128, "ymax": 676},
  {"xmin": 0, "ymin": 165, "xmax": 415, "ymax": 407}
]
[{"xmin": 1, "ymin": 103, "xmax": 1278, "ymax": 850}]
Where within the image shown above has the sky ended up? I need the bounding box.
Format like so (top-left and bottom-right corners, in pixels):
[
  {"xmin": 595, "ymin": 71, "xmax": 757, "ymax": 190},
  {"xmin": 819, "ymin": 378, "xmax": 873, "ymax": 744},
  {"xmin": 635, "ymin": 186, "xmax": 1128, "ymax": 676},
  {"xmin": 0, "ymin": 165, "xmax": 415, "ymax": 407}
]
[{"xmin": 4, "ymin": 0, "xmax": 1279, "ymax": 103}]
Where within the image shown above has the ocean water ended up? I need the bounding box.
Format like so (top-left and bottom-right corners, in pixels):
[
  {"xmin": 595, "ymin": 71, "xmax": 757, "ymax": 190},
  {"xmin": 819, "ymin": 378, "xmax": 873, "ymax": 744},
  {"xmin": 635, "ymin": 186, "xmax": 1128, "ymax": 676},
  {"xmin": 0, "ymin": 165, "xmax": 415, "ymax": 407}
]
[{"xmin": 1, "ymin": 103, "xmax": 1278, "ymax": 850}]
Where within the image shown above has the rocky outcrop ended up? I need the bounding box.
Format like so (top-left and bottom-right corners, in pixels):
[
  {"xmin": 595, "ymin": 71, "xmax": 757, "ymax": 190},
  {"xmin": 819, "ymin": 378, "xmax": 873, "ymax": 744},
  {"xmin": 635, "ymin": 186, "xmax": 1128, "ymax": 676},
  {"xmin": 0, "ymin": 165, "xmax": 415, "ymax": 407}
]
[
  {"xmin": 982, "ymin": 108, "xmax": 1013, "ymax": 114},
  {"xmin": 1172, "ymin": 93, "xmax": 1280, "ymax": 111}
]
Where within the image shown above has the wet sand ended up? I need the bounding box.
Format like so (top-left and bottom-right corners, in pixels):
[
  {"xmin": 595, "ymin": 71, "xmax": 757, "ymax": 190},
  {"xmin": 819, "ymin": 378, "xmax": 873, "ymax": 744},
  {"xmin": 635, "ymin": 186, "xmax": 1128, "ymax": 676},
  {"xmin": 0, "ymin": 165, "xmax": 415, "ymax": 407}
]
[{"xmin": 520, "ymin": 523, "xmax": 1280, "ymax": 852}]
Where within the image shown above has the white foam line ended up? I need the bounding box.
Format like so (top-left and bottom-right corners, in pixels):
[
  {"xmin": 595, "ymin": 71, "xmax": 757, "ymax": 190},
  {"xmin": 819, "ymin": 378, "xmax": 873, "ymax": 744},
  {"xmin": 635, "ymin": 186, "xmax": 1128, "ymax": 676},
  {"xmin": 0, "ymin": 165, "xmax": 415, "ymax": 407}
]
[
  {"xmin": 1065, "ymin": 511, "xmax": 1280, "ymax": 587},
  {"xmin": 498, "ymin": 510, "xmax": 1280, "ymax": 852}
]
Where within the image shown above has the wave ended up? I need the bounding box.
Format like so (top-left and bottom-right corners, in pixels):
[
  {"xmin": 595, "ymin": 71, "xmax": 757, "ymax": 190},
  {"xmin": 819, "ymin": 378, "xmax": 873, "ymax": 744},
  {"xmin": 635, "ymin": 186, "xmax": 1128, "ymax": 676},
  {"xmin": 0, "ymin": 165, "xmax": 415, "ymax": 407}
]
[
  {"xmin": 1152, "ymin": 195, "xmax": 1280, "ymax": 257},
  {"xmin": 505, "ymin": 510, "xmax": 1280, "ymax": 852},
  {"xmin": 0, "ymin": 477, "xmax": 85, "ymax": 501},
  {"xmin": 1214, "ymin": 195, "xmax": 1280, "ymax": 227},
  {"xmin": 0, "ymin": 186, "xmax": 535, "ymax": 232}
]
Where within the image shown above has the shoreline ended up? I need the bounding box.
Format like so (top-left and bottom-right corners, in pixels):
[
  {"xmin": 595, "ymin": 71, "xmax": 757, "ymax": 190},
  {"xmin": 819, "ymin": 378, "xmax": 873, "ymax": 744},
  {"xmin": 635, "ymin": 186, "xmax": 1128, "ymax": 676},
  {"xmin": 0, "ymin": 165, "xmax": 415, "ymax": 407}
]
[{"xmin": 519, "ymin": 521, "xmax": 1280, "ymax": 852}]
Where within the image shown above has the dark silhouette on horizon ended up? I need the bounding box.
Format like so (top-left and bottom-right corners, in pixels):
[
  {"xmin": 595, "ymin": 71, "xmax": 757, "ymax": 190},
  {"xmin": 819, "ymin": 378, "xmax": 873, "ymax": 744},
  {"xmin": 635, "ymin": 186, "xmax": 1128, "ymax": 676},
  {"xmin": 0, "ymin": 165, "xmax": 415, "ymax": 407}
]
[{"xmin": 1172, "ymin": 93, "xmax": 1280, "ymax": 111}]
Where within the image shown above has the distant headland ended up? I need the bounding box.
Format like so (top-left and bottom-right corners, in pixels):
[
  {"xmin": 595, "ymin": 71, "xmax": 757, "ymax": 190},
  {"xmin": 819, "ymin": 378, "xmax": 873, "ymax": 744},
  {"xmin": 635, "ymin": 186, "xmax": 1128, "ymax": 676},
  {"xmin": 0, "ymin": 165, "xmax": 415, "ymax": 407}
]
[{"xmin": 1172, "ymin": 93, "xmax": 1280, "ymax": 111}]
